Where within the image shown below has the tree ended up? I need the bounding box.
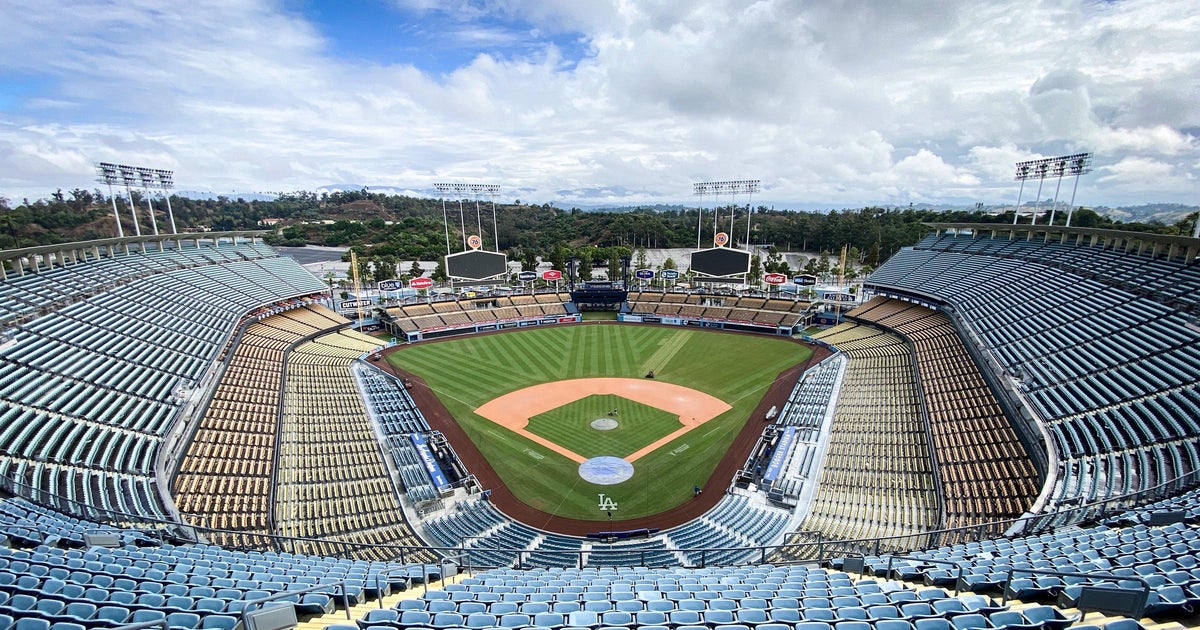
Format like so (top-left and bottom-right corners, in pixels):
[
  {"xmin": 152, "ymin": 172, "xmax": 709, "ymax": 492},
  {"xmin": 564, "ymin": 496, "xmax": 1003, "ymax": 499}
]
[
  {"xmin": 372, "ymin": 257, "xmax": 397, "ymax": 284},
  {"xmin": 866, "ymin": 242, "xmax": 881, "ymax": 267},
  {"xmin": 577, "ymin": 246, "xmax": 595, "ymax": 281},
  {"xmin": 662, "ymin": 257, "xmax": 677, "ymax": 270},
  {"xmin": 520, "ymin": 248, "xmax": 538, "ymax": 272},
  {"xmin": 748, "ymin": 253, "xmax": 763, "ymax": 286},
  {"xmin": 547, "ymin": 245, "xmax": 567, "ymax": 272},
  {"xmin": 356, "ymin": 255, "xmax": 372, "ymax": 283},
  {"xmin": 607, "ymin": 250, "xmax": 621, "ymax": 280},
  {"xmin": 0, "ymin": 212, "xmax": 16, "ymax": 248},
  {"xmin": 409, "ymin": 260, "xmax": 422, "ymax": 278},
  {"xmin": 432, "ymin": 259, "xmax": 448, "ymax": 282},
  {"xmin": 764, "ymin": 247, "xmax": 789, "ymax": 275},
  {"xmin": 634, "ymin": 247, "xmax": 649, "ymax": 270}
]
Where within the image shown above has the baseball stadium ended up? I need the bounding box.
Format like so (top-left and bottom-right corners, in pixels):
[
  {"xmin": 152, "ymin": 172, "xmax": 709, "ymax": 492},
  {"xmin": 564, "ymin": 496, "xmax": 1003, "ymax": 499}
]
[{"xmin": 0, "ymin": 220, "xmax": 1199, "ymax": 630}]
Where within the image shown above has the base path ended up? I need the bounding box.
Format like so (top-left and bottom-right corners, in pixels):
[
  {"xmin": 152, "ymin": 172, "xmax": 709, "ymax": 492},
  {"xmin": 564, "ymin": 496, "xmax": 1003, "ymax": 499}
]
[
  {"xmin": 475, "ymin": 378, "xmax": 731, "ymax": 464},
  {"xmin": 374, "ymin": 328, "xmax": 832, "ymax": 535}
]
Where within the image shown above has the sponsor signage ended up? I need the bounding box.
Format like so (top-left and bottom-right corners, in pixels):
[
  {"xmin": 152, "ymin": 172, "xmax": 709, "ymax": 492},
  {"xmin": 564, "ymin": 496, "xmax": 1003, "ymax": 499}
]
[
  {"xmin": 378, "ymin": 279, "xmax": 403, "ymax": 291},
  {"xmin": 793, "ymin": 274, "xmax": 817, "ymax": 286},
  {"xmin": 763, "ymin": 426, "xmax": 797, "ymax": 483},
  {"xmin": 543, "ymin": 269, "xmax": 563, "ymax": 281},
  {"xmin": 660, "ymin": 269, "xmax": 680, "ymax": 280},
  {"xmin": 714, "ymin": 231, "xmax": 730, "ymax": 247},
  {"xmin": 409, "ymin": 433, "xmax": 450, "ymax": 490},
  {"xmin": 822, "ymin": 292, "xmax": 856, "ymax": 302},
  {"xmin": 467, "ymin": 234, "xmax": 482, "ymax": 249},
  {"xmin": 409, "ymin": 277, "xmax": 434, "ymax": 290},
  {"xmin": 340, "ymin": 299, "xmax": 371, "ymax": 309},
  {"xmin": 635, "ymin": 269, "xmax": 654, "ymax": 280},
  {"xmin": 518, "ymin": 270, "xmax": 538, "ymax": 282},
  {"xmin": 763, "ymin": 272, "xmax": 788, "ymax": 285}
]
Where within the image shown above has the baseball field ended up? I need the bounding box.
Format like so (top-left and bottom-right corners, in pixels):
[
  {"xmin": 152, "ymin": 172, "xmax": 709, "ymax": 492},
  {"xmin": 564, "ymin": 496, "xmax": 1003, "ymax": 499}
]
[{"xmin": 388, "ymin": 324, "xmax": 810, "ymax": 522}]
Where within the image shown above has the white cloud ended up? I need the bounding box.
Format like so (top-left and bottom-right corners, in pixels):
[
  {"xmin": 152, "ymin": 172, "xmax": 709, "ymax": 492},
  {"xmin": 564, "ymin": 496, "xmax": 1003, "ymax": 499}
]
[{"xmin": 0, "ymin": 0, "xmax": 1198, "ymax": 208}]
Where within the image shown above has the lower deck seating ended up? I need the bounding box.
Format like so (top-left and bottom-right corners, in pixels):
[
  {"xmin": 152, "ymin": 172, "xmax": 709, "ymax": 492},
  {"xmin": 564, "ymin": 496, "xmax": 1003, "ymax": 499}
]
[
  {"xmin": 274, "ymin": 329, "xmax": 435, "ymax": 563},
  {"xmin": 850, "ymin": 297, "xmax": 1039, "ymax": 535},
  {"xmin": 172, "ymin": 307, "xmax": 341, "ymax": 547},
  {"xmin": 775, "ymin": 323, "xmax": 939, "ymax": 561}
]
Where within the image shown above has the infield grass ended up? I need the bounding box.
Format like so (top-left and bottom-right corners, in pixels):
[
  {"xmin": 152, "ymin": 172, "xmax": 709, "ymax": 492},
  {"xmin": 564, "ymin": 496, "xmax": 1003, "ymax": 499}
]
[
  {"xmin": 389, "ymin": 323, "xmax": 809, "ymax": 522},
  {"xmin": 526, "ymin": 394, "xmax": 680, "ymax": 460}
]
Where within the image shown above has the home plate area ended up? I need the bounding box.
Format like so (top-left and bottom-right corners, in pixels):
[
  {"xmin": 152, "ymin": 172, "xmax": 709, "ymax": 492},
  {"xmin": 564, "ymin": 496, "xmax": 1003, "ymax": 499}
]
[{"xmin": 578, "ymin": 456, "xmax": 635, "ymax": 485}]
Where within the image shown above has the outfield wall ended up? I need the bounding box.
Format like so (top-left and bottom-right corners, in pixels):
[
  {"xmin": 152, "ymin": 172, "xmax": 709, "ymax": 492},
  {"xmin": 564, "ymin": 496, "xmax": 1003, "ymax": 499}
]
[{"xmin": 618, "ymin": 313, "xmax": 794, "ymax": 335}]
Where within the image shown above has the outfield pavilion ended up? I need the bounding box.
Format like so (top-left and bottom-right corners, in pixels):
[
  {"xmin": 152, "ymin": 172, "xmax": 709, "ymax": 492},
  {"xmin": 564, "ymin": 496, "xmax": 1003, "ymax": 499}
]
[{"xmin": 0, "ymin": 223, "xmax": 1198, "ymax": 630}]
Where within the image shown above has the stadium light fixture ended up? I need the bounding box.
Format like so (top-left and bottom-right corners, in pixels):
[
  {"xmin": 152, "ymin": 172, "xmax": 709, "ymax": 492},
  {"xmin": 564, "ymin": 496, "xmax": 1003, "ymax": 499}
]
[
  {"xmin": 693, "ymin": 180, "xmax": 761, "ymax": 249},
  {"xmin": 95, "ymin": 163, "xmax": 127, "ymax": 238},
  {"xmin": 434, "ymin": 182, "xmax": 502, "ymax": 252},
  {"xmin": 96, "ymin": 162, "xmax": 179, "ymax": 237},
  {"xmin": 1013, "ymin": 153, "xmax": 1091, "ymax": 226}
]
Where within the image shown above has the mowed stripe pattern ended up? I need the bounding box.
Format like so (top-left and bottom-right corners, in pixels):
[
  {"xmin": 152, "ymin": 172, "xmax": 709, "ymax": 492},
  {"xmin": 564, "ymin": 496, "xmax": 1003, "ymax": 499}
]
[
  {"xmin": 392, "ymin": 324, "xmax": 812, "ymax": 520},
  {"xmin": 526, "ymin": 394, "xmax": 681, "ymax": 460}
]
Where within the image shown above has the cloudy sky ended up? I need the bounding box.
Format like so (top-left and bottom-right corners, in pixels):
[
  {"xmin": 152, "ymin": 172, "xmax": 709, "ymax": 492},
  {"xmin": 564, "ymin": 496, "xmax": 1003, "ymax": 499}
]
[{"xmin": 1, "ymin": 0, "xmax": 1197, "ymax": 208}]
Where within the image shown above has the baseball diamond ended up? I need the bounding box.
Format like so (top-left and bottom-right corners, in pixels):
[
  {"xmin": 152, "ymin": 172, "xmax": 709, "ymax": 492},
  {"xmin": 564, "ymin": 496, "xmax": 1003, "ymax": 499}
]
[{"xmin": 386, "ymin": 323, "xmax": 817, "ymax": 526}]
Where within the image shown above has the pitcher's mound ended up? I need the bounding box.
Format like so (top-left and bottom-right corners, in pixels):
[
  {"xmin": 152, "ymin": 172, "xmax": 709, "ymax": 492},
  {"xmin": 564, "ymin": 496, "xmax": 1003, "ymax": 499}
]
[
  {"xmin": 590, "ymin": 418, "xmax": 619, "ymax": 431},
  {"xmin": 578, "ymin": 456, "xmax": 634, "ymax": 484}
]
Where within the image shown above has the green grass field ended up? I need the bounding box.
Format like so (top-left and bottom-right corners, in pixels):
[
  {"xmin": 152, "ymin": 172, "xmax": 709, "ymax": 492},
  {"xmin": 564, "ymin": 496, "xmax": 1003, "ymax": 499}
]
[
  {"xmin": 389, "ymin": 324, "xmax": 809, "ymax": 522},
  {"xmin": 526, "ymin": 394, "xmax": 680, "ymax": 460}
]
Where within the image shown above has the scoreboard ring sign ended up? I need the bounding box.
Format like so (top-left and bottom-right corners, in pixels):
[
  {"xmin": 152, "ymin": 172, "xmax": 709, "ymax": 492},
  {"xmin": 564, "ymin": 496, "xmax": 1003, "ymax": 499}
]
[
  {"xmin": 714, "ymin": 232, "xmax": 730, "ymax": 247},
  {"xmin": 467, "ymin": 234, "xmax": 483, "ymax": 250}
]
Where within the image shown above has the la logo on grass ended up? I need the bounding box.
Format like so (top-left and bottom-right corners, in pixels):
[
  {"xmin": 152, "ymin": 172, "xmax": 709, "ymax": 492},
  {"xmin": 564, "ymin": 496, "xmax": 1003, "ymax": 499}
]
[{"xmin": 597, "ymin": 494, "xmax": 619, "ymax": 511}]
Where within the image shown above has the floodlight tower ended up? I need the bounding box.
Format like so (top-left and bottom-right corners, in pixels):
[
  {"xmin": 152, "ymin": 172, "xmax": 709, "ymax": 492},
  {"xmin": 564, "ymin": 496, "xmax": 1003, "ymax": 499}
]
[
  {"xmin": 693, "ymin": 179, "xmax": 760, "ymax": 248},
  {"xmin": 1012, "ymin": 164, "xmax": 1031, "ymax": 225},
  {"xmin": 434, "ymin": 183, "xmax": 453, "ymax": 255},
  {"xmin": 116, "ymin": 165, "xmax": 143, "ymax": 236},
  {"xmin": 1013, "ymin": 153, "xmax": 1092, "ymax": 226},
  {"xmin": 95, "ymin": 163, "xmax": 126, "ymax": 238},
  {"xmin": 434, "ymin": 182, "xmax": 502, "ymax": 252},
  {"xmin": 693, "ymin": 182, "xmax": 712, "ymax": 249},
  {"xmin": 135, "ymin": 168, "xmax": 160, "ymax": 235},
  {"xmin": 144, "ymin": 168, "xmax": 178, "ymax": 234},
  {"xmin": 737, "ymin": 180, "xmax": 761, "ymax": 248},
  {"xmin": 1063, "ymin": 153, "xmax": 1093, "ymax": 227}
]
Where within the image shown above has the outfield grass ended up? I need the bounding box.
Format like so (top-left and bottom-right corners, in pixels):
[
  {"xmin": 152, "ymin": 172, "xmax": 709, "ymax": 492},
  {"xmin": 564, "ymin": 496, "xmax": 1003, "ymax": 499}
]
[
  {"xmin": 389, "ymin": 324, "xmax": 809, "ymax": 522},
  {"xmin": 526, "ymin": 394, "xmax": 680, "ymax": 460}
]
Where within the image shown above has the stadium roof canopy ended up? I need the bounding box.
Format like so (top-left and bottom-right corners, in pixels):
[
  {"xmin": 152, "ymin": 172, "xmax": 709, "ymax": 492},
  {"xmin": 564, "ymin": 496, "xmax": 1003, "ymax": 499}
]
[{"xmin": 924, "ymin": 223, "xmax": 1200, "ymax": 264}]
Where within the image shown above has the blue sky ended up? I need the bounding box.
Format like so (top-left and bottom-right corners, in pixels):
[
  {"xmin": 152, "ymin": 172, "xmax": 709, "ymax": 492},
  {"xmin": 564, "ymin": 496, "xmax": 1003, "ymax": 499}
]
[
  {"xmin": 291, "ymin": 0, "xmax": 590, "ymax": 74},
  {"xmin": 1, "ymin": 0, "xmax": 1198, "ymax": 209}
]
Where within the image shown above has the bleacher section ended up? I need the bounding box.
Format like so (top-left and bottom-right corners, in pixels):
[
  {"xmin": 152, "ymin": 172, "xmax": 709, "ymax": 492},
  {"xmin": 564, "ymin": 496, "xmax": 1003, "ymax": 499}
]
[
  {"xmin": 0, "ymin": 239, "xmax": 281, "ymax": 326},
  {"xmin": 384, "ymin": 294, "xmax": 573, "ymax": 338},
  {"xmin": 4, "ymin": 492, "xmax": 1200, "ymax": 629},
  {"xmin": 0, "ymin": 239, "xmax": 327, "ymax": 526},
  {"xmin": 776, "ymin": 323, "xmax": 939, "ymax": 560},
  {"xmin": 667, "ymin": 495, "xmax": 792, "ymax": 566},
  {"xmin": 274, "ymin": 326, "xmax": 434, "ymax": 562},
  {"xmin": 762, "ymin": 356, "xmax": 845, "ymax": 501},
  {"xmin": 353, "ymin": 366, "xmax": 442, "ymax": 505},
  {"xmin": 173, "ymin": 307, "xmax": 338, "ymax": 546},
  {"xmin": 423, "ymin": 500, "xmax": 538, "ymax": 567},
  {"xmin": 0, "ymin": 497, "xmax": 436, "ymax": 627},
  {"xmin": 626, "ymin": 291, "xmax": 811, "ymax": 329},
  {"xmin": 850, "ymin": 297, "xmax": 1040, "ymax": 532},
  {"xmin": 867, "ymin": 230, "xmax": 1200, "ymax": 511}
]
